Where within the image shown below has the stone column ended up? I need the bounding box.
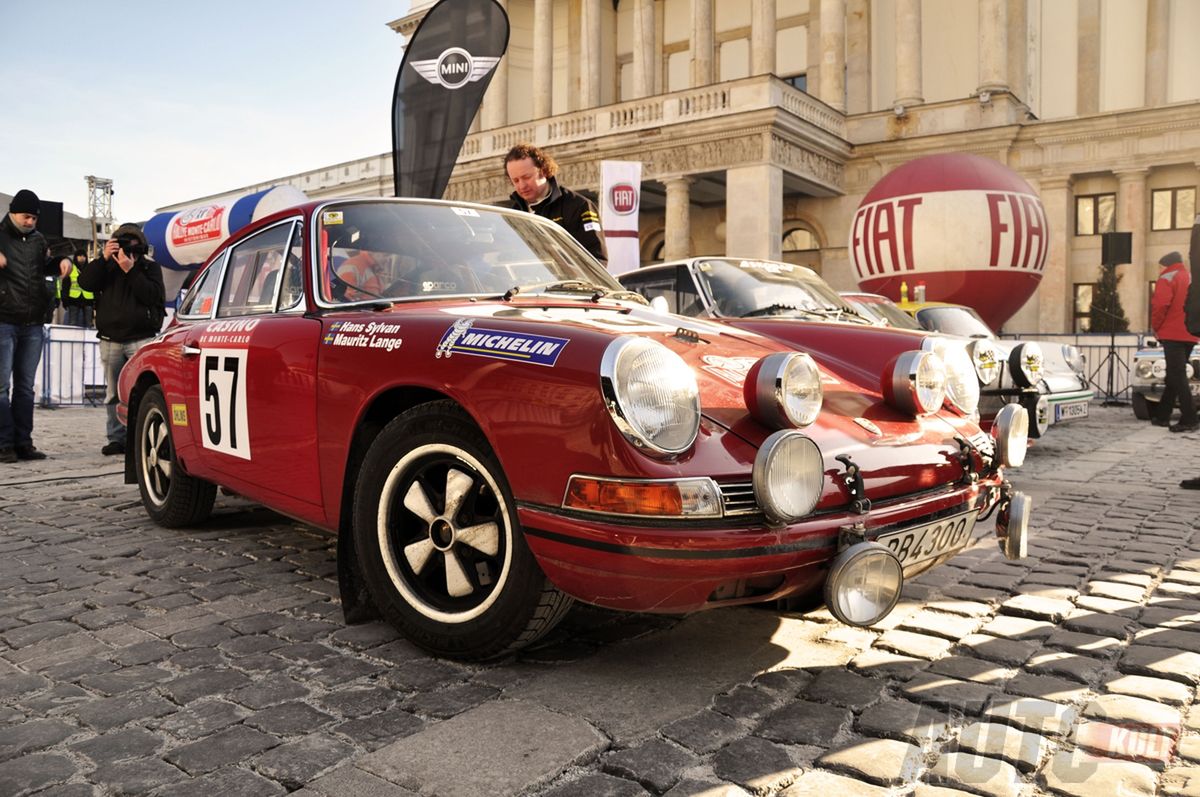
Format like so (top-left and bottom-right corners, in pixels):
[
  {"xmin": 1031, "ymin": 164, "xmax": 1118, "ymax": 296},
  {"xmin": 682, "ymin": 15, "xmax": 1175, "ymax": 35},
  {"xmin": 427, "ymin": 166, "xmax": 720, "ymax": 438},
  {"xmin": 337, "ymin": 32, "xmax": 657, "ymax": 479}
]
[
  {"xmin": 581, "ymin": 0, "xmax": 603, "ymax": 108},
  {"xmin": 846, "ymin": 0, "xmax": 870, "ymax": 114},
  {"xmin": 726, "ymin": 165, "xmax": 783, "ymax": 260},
  {"xmin": 751, "ymin": 0, "xmax": 776, "ymax": 76},
  {"xmin": 818, "ymin": 0, "xmax": 846, "ymax": 112},
  {"xmin": 633, "ymin": 0, "xmax": 657, "ymax": 97},
  {"xmin": 533, "ymin": 0, "xmax": 554, "ymax": 118},
  {"xmin": 1077, "ymin": 0, "xmax": 1100, "ymax": 115},
  {"xmin": 1116, "ymin": 168, "xmax": 1150, "ymax": 331},
  {"xmin": 894, "ymin": 0, "xmax": 923, "ymax": 108},
  {"xmin": 977, "ymin": 0, "xmax": 1008, "ymax": 95},
  {"xmin": 1145, "ymin": 0, "xmax": 1169, "ymax": 107},
  {"xmin": 691, "ymin": 0, "xmax": 714, "ymax": 87},
  {"xmin": 482, "ymin": 0, "xmax": 509, "ymax": 129},
  {"xmin": 1038, "ymin": 175, "xmax": 1074, "ymax": 333},
  {"xmin": 664, "ymin": 177, "xmax": 694, "ymax": 261},
  {"xmin": 1006, "ymin": 0, "xmax": 1027, "ymax": 103}
]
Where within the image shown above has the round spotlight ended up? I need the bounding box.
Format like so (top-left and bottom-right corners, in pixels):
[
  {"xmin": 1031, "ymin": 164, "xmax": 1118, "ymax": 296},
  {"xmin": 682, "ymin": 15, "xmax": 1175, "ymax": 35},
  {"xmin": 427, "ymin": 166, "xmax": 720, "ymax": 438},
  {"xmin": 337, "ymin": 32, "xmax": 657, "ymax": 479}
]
[
  {"xmin": 752, "ymin": 431, "xmax": 824, "ymax": 524},
  {"xmin": 824, "ymin": 542, "xmax": 904, "ymax": 626},
  {"xmin": 992, "ymin": 403, "xmax": 1029, "ymax": 468},
  {"xmin": 997, "ymin": 492, "xmax": 1032, "ymax": 560}
]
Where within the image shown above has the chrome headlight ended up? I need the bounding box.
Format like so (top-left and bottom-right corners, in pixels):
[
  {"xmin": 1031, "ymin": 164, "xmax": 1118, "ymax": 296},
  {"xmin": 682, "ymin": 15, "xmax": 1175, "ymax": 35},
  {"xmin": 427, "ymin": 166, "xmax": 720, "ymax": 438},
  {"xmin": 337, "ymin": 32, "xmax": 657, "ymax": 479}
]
[
  {"xmin": 1061, "ymin": 344, "xmax": 1084, "ymax": 374},
  {"xmin": 601, "ymin": 337, "xmax": 700, "ymax": 456},
  {"xmin": 745, "ymin": 352, "xmax": 823, "ymax": 428},
  {"xmin": 1151, "ymin": 359, "xmax": 1167, "ymax": 379},
  {"xmin": 753, "ymin": 430, "xmax": 824, "ymax": 524},
  {"xmin": 1134, "ymin": 359, "xmax": 1155, "ymax": 380},
  {"xmin": 1009, "ymin": 342, "xmax": 1044, "ymax": 388},
  {"xmin": 923, "ymin": 337, "xmax": 980, "ymax": 415},
  {"xmin": 824, "ymin": 542, "xmax": 904, "ymax": 626},
  {"xmin": 884, "ymin": 350, "xmax": 947, "ymax": 416},
  {"xmin": 992, "ymin": 403, "xmax": 1029, "ymax": 468},
  {"xmin": 970, "ymin": 339, "xmax": 1002, "ymax": 386},
  {"xmin": 1187, "ymin": 362, "xmax": 1195, "ymax": 380}
]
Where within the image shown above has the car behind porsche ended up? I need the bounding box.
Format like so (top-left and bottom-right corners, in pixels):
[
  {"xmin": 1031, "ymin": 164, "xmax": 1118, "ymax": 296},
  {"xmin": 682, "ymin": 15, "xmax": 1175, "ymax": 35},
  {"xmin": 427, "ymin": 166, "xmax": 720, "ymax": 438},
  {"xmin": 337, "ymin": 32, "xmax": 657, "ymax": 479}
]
[{"xmin": 119, "ymin": 200, "xmax": 1031, "ymax": 660}]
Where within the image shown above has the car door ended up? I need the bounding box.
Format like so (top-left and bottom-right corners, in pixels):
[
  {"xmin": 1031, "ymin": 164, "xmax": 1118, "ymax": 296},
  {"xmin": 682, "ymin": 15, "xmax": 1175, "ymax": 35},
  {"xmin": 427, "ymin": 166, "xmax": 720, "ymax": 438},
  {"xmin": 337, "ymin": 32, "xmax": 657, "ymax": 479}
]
[{"xmin": 180, "ymin": 220, "xmax": 323, "ymax": 517}]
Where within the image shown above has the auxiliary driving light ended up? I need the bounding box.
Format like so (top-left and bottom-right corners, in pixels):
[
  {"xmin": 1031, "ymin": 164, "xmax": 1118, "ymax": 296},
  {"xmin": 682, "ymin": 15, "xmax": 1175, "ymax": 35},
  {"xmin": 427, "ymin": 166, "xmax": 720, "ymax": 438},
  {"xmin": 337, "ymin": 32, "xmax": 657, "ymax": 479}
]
[
  {"xmin": 824, "ymin": 542, "xmax": 904, "ymax": 627},
  {"xmin": 992, "ymin": 403, "xmax": 1029, "ymax": 468},
  {"xmin": 996, "ymin": 491, "xmax": 1032, "ymax": 560}
]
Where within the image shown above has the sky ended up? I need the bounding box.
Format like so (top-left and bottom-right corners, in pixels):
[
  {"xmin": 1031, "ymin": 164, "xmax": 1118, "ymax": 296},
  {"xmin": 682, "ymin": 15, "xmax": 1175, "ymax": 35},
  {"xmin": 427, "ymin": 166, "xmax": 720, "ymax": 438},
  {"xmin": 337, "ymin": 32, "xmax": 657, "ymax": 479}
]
[{"xmin": 1, "ymin": 1, "xmax": 412, "ymax": 223}]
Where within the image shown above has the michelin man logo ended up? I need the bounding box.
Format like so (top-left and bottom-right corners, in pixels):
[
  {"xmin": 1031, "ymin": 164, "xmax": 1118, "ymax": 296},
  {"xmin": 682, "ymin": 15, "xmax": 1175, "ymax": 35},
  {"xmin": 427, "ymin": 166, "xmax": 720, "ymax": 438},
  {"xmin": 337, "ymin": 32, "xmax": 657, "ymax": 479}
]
[{"xmin": 410, "ymin": 47, "xmax": 501, "ymax": 90}]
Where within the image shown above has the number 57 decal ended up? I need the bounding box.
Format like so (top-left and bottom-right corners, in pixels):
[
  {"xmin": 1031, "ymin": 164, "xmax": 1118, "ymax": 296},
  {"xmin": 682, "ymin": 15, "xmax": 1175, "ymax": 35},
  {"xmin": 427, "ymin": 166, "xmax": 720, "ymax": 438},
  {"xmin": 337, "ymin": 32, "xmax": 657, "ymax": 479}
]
[{"xmin": 200, "ymin": 349, "xmax": 251, "ymax": 460}]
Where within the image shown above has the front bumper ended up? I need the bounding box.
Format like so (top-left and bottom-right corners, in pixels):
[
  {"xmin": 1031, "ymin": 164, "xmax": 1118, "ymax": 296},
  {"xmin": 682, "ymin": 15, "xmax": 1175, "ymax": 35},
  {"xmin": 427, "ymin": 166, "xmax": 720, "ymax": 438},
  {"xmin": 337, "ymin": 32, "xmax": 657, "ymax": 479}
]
[{"xmin": 518, "ymin": 473, "xmax": 1015, "ymax": 615}]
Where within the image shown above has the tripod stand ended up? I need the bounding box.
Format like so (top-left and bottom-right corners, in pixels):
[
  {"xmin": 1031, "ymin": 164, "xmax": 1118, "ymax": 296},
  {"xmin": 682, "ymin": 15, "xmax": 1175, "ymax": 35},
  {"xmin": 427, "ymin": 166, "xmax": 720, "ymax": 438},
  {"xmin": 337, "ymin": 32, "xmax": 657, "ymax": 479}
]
[{"xmin": 1089, "ymin": 327, "xmax": 1128, "ymax": 406}]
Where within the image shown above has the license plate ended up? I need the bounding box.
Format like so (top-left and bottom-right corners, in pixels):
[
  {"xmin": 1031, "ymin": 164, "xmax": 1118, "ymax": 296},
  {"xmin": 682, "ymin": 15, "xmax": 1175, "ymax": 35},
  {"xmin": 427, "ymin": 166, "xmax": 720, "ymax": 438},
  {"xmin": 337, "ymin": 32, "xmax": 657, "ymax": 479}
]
[
  {"xmin": 1054, "ymin": 400, "xmax": 1089, "ymax": 421},
  {"xmin": 876, "ymin": 511, "xmax": 976, "ymax": 569}
]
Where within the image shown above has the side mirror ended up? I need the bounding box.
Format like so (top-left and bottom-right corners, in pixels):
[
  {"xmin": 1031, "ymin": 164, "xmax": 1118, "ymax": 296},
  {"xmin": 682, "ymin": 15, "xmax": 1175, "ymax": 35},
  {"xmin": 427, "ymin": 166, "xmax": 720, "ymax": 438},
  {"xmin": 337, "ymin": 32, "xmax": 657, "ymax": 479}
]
[{"xmin": 649, "ymin": 296, "xmax": 670, "ymax": 314}]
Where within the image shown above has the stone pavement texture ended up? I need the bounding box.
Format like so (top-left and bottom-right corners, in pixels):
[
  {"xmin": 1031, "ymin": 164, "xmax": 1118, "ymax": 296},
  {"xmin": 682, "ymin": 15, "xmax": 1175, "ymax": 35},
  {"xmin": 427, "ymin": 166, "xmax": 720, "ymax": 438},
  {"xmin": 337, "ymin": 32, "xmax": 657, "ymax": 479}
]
[{"xmin": 1, "ymin": 403, "xmax": 1198, "ymax": 796}]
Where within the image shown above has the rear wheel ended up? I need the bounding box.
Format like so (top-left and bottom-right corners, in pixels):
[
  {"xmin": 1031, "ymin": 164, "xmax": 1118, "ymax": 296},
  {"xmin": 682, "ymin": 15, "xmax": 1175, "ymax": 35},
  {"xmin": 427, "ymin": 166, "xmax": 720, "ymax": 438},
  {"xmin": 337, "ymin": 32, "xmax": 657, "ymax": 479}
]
[
  {"xmin": 134, "ymin": 385, "xmax": 216, "ymax": 527},
  {"xmin": 352, "ymin": 401, "xmax": 571, "ymax": 660},
  {"xmin": 1131, "ymin": 391, "xmax": 1155, "ymax": 420}
]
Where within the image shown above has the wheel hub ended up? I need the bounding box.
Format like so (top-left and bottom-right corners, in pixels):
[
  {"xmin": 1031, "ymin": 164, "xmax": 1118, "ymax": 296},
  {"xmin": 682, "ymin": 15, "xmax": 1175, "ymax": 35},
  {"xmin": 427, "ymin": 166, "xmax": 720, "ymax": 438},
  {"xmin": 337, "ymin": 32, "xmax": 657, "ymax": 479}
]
[{"xmin": 430, "ymin": 517, "xmax": 456, "ymax": 551}]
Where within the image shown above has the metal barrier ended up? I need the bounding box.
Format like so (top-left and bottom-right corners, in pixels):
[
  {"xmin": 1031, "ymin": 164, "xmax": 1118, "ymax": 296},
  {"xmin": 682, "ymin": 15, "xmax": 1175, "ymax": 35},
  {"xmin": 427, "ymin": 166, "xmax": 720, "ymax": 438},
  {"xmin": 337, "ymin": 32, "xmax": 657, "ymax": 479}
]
[
  {"xmin": 35, "ymin": 325, "xmax": 105, "ymax": 408},
  {"xmin": 999, "ymin": 332, "xmax": 1145, "ymax": 402}
]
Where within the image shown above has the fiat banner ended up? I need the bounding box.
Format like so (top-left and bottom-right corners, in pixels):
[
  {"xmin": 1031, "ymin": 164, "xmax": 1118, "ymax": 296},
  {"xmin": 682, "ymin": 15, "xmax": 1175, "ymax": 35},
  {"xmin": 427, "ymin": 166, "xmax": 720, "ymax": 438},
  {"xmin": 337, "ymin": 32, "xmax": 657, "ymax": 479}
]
[
  {"xmin": 600, "ymin": 160, "xmax": 642, "ymax": 275},
  {"xmin": 392, "ymin": 0, "xmax": 510, "ymax": 199}
]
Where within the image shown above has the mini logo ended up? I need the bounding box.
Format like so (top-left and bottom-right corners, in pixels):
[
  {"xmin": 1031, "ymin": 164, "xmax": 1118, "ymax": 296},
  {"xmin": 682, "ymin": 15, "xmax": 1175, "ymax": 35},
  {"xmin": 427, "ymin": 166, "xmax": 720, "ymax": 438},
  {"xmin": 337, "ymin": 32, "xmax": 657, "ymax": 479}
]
[
  {"xmin": 853, "ymin": 417, "xmax": 882, "ymax": 435},
  {"xmin": 410, "ymin": 47, "xmax": 500, "ymax": 90},
  {"xmin": 609, "ymin": 183, "xmax": 638, "ymax": 215}
]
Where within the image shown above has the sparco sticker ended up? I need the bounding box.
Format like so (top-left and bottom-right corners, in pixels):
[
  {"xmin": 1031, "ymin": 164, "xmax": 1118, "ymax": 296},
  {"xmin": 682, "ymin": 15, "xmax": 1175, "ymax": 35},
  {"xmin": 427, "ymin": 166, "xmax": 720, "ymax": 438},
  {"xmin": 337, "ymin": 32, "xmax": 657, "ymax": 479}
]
[
  {"xmin": 436, "ymin": 319, "xmax": 568, "ymax": 366},
  {"xmin": 410, "ymin": 47, "xmax": 500, "ymax": 90}
]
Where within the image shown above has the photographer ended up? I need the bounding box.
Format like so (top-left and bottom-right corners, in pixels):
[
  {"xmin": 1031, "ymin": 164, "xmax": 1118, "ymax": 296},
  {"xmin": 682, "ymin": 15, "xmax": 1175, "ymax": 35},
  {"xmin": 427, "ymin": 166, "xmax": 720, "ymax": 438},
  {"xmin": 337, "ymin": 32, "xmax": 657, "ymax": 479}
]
[{"xmin": 79, "ymin": 223, "xmax": 166, "ymax": 456}]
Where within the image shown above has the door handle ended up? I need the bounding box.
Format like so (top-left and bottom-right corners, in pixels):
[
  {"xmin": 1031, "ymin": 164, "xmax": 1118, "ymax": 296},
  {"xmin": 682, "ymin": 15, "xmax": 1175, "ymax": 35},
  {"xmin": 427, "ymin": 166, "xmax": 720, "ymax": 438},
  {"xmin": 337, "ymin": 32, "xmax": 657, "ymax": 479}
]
[{"xmin": 182, "ymin": 345, "xmax": 202, "ymax": 357}]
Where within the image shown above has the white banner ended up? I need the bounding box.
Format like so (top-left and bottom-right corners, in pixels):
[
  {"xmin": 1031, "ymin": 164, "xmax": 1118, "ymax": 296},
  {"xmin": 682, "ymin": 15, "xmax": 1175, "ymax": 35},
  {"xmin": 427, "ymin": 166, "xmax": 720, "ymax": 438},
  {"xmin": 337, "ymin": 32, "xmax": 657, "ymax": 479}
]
[{"xmin": 600, "ymin": 160, "xmax": 642, "ymax": 275}]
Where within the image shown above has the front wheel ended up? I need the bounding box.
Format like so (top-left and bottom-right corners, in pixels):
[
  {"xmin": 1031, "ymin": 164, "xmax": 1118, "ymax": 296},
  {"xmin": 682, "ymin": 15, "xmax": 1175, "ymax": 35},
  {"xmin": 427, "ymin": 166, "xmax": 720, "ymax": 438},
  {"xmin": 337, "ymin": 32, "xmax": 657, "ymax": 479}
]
[
  {"xmin": 1131, "ymin": 391, "xmax": 1155, "ymax": 421},
  {"xmin": 352, "ymin": 401, "xmax": 572, "ymax": 660},
  {"xmin": 134, "ymin": 385, "xmax": 216, "ymax": 527}
]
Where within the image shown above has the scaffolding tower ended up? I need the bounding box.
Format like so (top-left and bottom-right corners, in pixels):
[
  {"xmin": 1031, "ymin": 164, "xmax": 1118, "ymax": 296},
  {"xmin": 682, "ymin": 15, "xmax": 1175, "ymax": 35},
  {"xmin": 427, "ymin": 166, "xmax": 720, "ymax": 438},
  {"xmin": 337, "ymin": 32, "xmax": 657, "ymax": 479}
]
[{"xmin": 85, "ymin": 176, "xmax": 114, "ymax": 258}]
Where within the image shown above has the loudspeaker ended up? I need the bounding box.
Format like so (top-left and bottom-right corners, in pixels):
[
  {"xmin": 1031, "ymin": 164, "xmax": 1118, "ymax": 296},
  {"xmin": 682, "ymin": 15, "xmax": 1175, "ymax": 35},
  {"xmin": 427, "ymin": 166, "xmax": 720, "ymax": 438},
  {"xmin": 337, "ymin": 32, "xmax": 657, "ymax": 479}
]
[
  {"xmin": 1101, "ymin": 231, "xmax": 1132, "ymax": 266},
  {"xmin": 37, "ymin": 200, "xmax": 64, "ymax": 238}
]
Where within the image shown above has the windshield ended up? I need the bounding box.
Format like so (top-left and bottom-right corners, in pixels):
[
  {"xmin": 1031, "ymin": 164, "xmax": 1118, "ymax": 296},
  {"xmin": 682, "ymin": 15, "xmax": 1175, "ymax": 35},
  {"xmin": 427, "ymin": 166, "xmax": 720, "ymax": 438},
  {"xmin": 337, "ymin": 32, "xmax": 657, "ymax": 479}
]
[
  {"xmin": 916, "ymin": 306, "xmax": 995, "ymax": 338},
  {"xmin": 693, "ymin": 259, "xmax": 866, "ymax": 322},
  {"xmin": 846, "ymin": 295, "xmax": 923, "ymax": 330},
  {"xmin": 315, "ymin": 201, "xmax": 623, "ymax": 305}
]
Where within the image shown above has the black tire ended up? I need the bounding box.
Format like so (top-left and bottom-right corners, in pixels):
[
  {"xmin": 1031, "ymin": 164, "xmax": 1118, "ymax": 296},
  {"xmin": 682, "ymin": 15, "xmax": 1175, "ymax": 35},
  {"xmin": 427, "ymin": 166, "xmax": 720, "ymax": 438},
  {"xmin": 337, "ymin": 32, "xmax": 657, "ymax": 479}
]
[
  {"xmin": 1131, "ymin": 391, "xmax": 1154, "ymax": 421},
  {"xmin": 352, "ymin": 401, "xmax": 572, "ymax": 660},
  {"xmin": 134, "ymin": 385, "xmax": 216, "ymax": 527}
]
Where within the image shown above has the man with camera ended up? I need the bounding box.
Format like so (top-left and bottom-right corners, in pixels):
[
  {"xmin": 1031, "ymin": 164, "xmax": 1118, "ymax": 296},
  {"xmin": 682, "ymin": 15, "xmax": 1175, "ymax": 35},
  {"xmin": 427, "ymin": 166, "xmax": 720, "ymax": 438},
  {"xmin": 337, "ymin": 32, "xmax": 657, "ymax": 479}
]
[
  {"xmin": 79, "ymin": 223, "xmax": 166, "ymax": 456},
  {"xmin": 0, "ymin": 189, "xmax": 69, "ymax": 463}
]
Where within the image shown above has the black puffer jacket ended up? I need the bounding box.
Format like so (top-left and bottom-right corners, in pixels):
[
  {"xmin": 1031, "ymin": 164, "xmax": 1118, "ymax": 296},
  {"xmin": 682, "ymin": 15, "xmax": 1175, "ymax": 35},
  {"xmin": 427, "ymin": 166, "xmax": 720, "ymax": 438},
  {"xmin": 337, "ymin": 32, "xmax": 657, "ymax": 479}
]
[
  {"xmin": 510, "ymin": 177, "xmax": 606, "ymax": 262},
  {"xmin": 78, "ymin": 254, "xmax": 166, "ymax": 343},
  {"xmin": 0, "ymin": 215, "xmax": 57, "ymax": 325}
]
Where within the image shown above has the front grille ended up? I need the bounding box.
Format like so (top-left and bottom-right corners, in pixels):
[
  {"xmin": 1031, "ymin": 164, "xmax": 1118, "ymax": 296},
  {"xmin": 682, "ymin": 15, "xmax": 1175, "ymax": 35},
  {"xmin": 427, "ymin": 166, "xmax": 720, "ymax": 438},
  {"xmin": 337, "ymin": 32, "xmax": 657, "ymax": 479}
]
[{"xmin": 719, "ymin": 481, "xmax": 759, "ymax": 516}]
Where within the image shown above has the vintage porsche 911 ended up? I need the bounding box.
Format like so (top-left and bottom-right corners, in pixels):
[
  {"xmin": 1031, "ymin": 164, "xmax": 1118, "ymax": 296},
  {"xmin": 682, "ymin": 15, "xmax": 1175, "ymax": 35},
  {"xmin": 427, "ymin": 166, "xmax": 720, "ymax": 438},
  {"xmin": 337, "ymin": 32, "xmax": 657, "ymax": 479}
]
[{"xmin": 118, "ymin": 199, "xmax": 1031, "ymax": 660}]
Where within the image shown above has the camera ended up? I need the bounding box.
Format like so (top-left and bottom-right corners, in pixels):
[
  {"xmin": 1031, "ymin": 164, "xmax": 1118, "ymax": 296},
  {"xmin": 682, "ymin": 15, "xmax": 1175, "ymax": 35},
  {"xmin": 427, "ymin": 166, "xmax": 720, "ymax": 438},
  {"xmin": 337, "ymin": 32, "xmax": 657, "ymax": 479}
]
[{"xmin": 113, "ymin": 234, "xmax": 146, "ymax": 258}]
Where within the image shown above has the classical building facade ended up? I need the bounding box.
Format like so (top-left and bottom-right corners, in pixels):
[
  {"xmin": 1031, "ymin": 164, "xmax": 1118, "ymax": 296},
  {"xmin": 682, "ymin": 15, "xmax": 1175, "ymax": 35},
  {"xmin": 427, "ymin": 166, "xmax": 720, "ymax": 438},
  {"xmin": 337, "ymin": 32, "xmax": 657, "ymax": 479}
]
[{"xmin": 162, "ymin": 0, "xmax": 1200, "ymax": 334}]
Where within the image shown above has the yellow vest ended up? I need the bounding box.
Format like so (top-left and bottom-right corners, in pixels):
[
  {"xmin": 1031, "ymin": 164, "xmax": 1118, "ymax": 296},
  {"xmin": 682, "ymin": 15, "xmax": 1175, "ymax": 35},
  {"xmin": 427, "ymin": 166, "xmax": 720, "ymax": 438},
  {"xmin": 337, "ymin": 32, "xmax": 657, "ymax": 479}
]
[{"xmin": 66, "ymin": 264, "xmax": 94, "ymax": 301}]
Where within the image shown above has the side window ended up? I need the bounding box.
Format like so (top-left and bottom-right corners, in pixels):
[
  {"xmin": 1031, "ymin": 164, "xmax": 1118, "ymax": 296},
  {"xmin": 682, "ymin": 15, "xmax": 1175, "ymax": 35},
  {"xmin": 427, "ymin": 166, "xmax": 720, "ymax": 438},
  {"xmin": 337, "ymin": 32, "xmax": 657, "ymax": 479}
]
[
  {"xmin": 217, "ymin": 223, "xmax": 294, "ymax": 318},
  {"xmin": 633, "ymin": 276, "xmax": 680, "ymax": 313},
  {"xmin": 675, "ymin": 266, "xmax": 702, "ymax": 315},
  {"xmin": 177, "ymin": 254, "xmax": 224, "ymax": 319},
  {"xmin": 278, "ymin": 223, "xmax": 304, "ymax": 310}
]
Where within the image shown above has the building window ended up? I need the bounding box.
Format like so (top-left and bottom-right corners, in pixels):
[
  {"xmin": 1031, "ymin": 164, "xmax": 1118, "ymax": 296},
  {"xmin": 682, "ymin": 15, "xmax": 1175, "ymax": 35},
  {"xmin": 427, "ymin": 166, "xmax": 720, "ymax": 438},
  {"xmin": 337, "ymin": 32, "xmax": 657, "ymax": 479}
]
[
  {"xmin": 1075, "ymin": 194, "xmax": 1116, "ymax": 236},
  {"xmin": 783, "ymin": 73, "xmax": 807, "ymax": 93},
  {"xmin": 1152, "ymin": 187, "xmax": 1196, "ymax": 231},
  {"xmin": 1073, "ymin": 283, "xmax": 1094, "ymax": 332},
  {"xmin": 783, "ymin": 227, "xmax": 818, "ymax": 253}
]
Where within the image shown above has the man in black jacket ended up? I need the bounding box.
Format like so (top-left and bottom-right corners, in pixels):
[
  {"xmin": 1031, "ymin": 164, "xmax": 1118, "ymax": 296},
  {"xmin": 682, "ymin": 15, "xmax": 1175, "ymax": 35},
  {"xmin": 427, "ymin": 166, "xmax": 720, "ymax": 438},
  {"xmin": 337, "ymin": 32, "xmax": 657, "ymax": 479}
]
[
  {"xmin": 0, "ymin": 189, "xmax": 68, "ymax": 463},
  {"xmin": 504, "ymin": 143, "xmax": 606, "ymax": 262},
  {"xmin": 78, "ymin": 223, "xmax": 165, "ymax": 456}
]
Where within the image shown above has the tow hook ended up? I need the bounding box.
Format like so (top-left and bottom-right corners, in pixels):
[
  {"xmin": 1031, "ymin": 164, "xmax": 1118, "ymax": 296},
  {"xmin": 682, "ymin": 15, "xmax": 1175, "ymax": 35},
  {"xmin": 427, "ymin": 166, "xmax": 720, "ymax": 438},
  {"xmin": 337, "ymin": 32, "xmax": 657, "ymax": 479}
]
[
  {"xmin": 954, "ymin": 435, "xmax": 979, "ymax": 485},
  {"xmin": 995, "ymin": 480, "xmax": 1032, "ymax": 560},
  {"xmin": 835, "ymin": 454, "xmax": 871, "ymax": 514}
]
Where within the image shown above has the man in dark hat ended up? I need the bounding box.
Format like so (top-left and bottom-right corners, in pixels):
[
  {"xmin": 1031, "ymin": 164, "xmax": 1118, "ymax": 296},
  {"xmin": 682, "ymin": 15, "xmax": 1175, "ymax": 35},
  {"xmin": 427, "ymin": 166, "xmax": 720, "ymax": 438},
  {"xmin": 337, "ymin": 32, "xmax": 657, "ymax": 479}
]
[
  {"xmin": 1151, "ymin": 250, "xmax": 1198, "ymax": 433},
  {"xmin": 79, "ymin": 223, "xmax": 166, "ymax": 456},
  {"xmin": 0, "ymin": 189, "xmax": 69, "ymax": 462}
]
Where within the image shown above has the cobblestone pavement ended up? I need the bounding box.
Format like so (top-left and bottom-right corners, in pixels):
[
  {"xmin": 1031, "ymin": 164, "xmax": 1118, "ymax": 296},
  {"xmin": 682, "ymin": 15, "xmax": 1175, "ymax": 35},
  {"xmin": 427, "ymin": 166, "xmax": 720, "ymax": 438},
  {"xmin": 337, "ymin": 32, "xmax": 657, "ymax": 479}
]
[{"xmin": 2, "ymin": 403, "xmax": 1199, "ymax": 796}]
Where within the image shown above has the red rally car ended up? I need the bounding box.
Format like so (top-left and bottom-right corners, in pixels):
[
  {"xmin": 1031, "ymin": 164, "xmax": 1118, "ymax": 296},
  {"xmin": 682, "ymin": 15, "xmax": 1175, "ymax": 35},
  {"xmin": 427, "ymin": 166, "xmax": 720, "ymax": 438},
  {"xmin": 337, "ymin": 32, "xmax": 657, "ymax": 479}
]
[{"xmin": 118, "ymin": 199, "xmax": 1032, "ymax": 660}]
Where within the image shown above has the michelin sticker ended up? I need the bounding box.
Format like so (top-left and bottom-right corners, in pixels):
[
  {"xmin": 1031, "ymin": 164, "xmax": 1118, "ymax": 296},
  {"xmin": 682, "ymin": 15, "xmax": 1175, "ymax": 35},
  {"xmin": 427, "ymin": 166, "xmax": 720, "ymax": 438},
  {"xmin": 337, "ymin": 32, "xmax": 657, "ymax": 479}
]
[
  {"xmin": 436, "ymin": 319, "xmax": 568, "ymax": 366},
  {"xmin": 323, "ymin": 321, "xmax": 404, "ymax": 352}
]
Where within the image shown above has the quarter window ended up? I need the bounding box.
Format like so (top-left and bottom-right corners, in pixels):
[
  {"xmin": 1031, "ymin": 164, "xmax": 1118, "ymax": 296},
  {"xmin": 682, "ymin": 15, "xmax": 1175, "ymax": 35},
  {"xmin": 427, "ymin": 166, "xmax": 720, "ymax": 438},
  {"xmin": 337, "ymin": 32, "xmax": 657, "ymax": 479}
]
[
  {"xmin": 177, "ymin": 256, "xmax": 223, "ymax": 319},
  {"xmin": 1152, "ymin": 187, "xmax": 1196, "ymax": 231},
  {"xmin": 1075, "ymin": 194, "xmax": 1116, "ymax": 236}
]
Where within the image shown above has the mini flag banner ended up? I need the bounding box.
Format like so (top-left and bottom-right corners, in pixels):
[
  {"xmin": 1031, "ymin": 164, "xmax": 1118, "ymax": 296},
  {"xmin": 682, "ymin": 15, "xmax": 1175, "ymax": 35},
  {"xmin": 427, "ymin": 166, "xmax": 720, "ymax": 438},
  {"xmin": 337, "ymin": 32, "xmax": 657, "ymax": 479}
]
[
  {"xmin": 600, "ymin": 160, "xmax": 643, "ymax": 275},
  {"xmin": 392, "ymin": 0, "xmax": 510, "ymax": 199}
]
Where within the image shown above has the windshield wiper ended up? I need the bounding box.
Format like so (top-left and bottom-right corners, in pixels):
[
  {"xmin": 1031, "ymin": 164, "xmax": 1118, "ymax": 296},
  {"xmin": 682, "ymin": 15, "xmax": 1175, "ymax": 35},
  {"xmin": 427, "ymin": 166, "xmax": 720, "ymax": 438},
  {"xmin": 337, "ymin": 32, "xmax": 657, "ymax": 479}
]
[{"xmin": 740, "ymin": 303, "xmax": 805, "ymax": 318}]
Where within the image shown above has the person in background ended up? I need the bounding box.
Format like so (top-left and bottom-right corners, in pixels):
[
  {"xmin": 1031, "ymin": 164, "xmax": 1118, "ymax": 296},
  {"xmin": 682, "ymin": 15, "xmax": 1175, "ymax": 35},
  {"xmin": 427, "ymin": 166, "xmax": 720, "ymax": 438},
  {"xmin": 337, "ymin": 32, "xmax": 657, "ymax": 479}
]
[
  {"xmin": 0, "ymin": 189, "xmax": 69, "ymax": 462},
  {"xmin": 1150, "ymin": 250, "xmax": 1198, "ymax": 433},
  {"xmin": 503, "ymin": 143, "xmax": 606, "ymax": 262},
  {"xmin": 78, "ymin": 223, "xmax": 166, "ymax": 456},
  {"xmin": 61, "ymin": 252, "xmax": 95, "ymax": 328}
]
